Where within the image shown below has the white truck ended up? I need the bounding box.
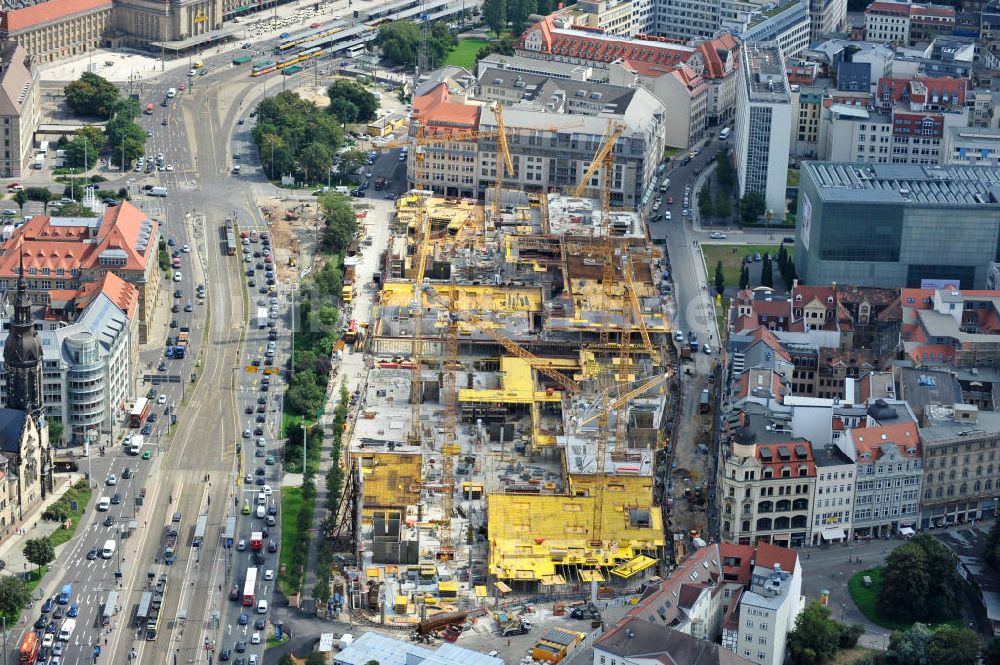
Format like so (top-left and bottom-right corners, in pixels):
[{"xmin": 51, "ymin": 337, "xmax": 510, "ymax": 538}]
[
  {"xmin": 101, "ymin": 539, "xmax": 116, "ymax": 559},
  {"xmin": 128, "ymin": 434, "xmax": 144, "ymax": 455}
]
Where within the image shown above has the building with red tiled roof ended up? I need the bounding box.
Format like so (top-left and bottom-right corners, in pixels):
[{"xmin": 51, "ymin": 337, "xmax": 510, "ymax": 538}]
[
  {"xmin": 0, "ymin": 0, "xmax": 112, "ymax": 63},
  {"xmin": 841, "ymin": 421, "xmax": 922, "ymax": 538},
  {"xmin": 0, "ymin": 265, "xmax": 139, "ymax": 447},
  {"xmin": 607, "ymin": 59, "xmax": 708, "ymax": 148},
  {"xmin": 0, "ymin": 201, "xmax": 160, "ymax": 342},
  {"xmin": 900, "ymin": 288, "xmax": 1000, "ymax": 368}
]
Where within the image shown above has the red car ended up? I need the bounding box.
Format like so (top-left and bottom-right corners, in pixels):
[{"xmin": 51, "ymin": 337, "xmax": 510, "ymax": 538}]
[
  {"xmin": 178, "ymin": 84, "xmax": 185, "ymax": 91},
  {"xmin": 666, "ymin": 196, "xmax": 674, "ymax": 204},
  {"xmin": 310, "ymin": 22, "xmax": 321, "ymax": 27}
]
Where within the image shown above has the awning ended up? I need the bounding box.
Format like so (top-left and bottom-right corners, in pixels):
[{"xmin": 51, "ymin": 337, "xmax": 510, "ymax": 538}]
[
  {"xmin": 610, "ymin": 555, "xmax": 657, "ymax": 579},
  {"xmin": 899, "ymin": 526, "xmax": 915, "ymax": 536},
  {"xmin": 821, "ymin": 527, "xmax": 847, "ymax": 541}
]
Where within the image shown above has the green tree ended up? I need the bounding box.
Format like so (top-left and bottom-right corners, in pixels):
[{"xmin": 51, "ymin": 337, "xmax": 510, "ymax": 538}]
[
  {"xmin": 507, "ymin": 0, "xmax": 538, "ymax": 33},
  {"xmin": 286, "ymin": 371, "xmax": 325, "ymax": 417},
  {"xmin": 24, "ymin": 187, "xmax": 52, "ymax": 212},
  {"xmin": 328, "ymin": 98, "xmax": 360, "ymax": 124},
  {"xmin": 377, "ymin": 20, "xmax": 421, "ymax": 66},
  {"xmin": 54, "ymin": 202, "xmax": 97, "ymax": 217},
  {"xmin": 48, "ymin": 419, "xmax": 63, "ymax": 446},
  {"xmin": 716, "ymin": 149, "xmax": 733, "ymax": 190},
  {"xmin": 0, "ymin": 576, "xmax": 30, "ymax": 621},
  {"xmin": 698, "ymin": 183, "xmax": 713, "ymax": 218},
  {"xmin": 298, "ymin": 142, "xmax": 333, "ymax": 184},
  {"xmin": 338, "ymin": 150, "xmax": 369, "ymax": 180},
  {"xmin": 320, "ymin": 193, "xmax": 360, "ymax": 253},
  {"xmin": 278, "ymin": 656, "xmax": 295, "ymax": 665},
  {"xmin": 24, "ymin": 537, "xmax": 55, "ymax": 572},
  {"xmin": 879, "ymin": 535, "xmax": 962, "ymax": 623},
  {"xmin": 475, "ymin": 34, "xmax": 516, "ymax": 63},
  {"xmin": 327, "ymin": 79, "xmax": 379, "ymax": 123},
  {"xmin": 13, "ymin": 189, "xmax": 28, "ymax": 213},
  {"xmin": 761, "ymin": 255, "xmax": 773, "ymax": 288},
  {"xmin": 714, "ymin": 260, "xmax": 724, "ymax": 296},
  {"xmin": 313, "ymin": 575, "xmax": 332, "ymax": 606},
  {"xmin": 739, "ymin": 192, "xmax": 766, "ymax": 225},
  {"xmin": 714, "ymin": 191, "xmax": 731, "ymax": 220},
  {"xmin": 787, "ymin": 602, "xmax": 844, "ymax": 665},
  {"xmin": 927, "ymin": 625, "xmax": 979, "ymax": 665},
  {"xmin": 64, "ymin": 125, "xmax": 107, "ymax": 170},
  {"xmin": 886, "ymin": 623, "xmax": 934, "ymax": 665},
  {"xmin": 64, "ymin": 72, "xmax": 121, "ymax": 118},
  {"xmin": 986, "ymin": 520, "xmax": 1000, "ymax": 569},
  {"xmin": 739, "ymin": 264, "xmax": 750, "ymax": 290},
  {"xmin": 106, "ymin": 116, "xmax": 148, "ymax": 170},
  {"xmin": 483, "ymin": 0, "xmax": 508, "ymax": 35}
]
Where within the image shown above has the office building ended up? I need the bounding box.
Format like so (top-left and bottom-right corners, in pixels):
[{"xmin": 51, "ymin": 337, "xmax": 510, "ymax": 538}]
[
  {"xmin": 0, "ymin": 0, "xmax": 112, "ymax": 63},
  {"xmin": 794, "ymin": 162, "xmax": 1000, "ymax": 289},
  {"xmin": 738, "ymin": 0, "xmax": 811, "ymax": 58},
  {"xmin": 0, "ymin": 42, "xmax": 40, "ymax": 178},
  {"xmin": 942, "ymin": 126, "xmax": 1000, "ymax": 165},
  {"xmin": 809, "ymin": 0, "xmax": 847, "ymax": 43},
  {"xmin": 864, "ymin": 0, "xmax": 955, "ymax": 45},
  {"xmin": 607, "ymin": 60, "xmax": 708, "ymax": 149},
  {"xmin": 0, "ymin": 272, "xmax": 138, "ymax": 446},
  {"xmin": 734, "ymin": 43, "xmax": 792, "ymax": 218},
  {"xmin": 918, "ymin": 404, "xmax": 1000, "ymax": 527}
]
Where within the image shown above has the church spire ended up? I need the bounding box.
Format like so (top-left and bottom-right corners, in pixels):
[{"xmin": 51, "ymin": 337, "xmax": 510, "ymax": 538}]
[
  {"xmin": 3, "ymin": 251, "xmax": 43, "ymax": 418},
  {"xmin": 13, "ymin": 251, "xmax": 30, "ymax": 326}
]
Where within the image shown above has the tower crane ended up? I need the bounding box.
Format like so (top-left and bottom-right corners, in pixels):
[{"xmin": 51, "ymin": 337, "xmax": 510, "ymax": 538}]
[
  {"xmin": 408, "ymin": 205, "xmax": 432, "ymax": 444},
  {"xmin": 491, "ymin": 103, "xmax": 514, "ymax": 224}
]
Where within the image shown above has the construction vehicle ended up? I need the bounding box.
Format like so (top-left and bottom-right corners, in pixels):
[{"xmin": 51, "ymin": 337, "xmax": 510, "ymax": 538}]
[
  {"xmin": 499, "ymin": 617, "xmax": 531, "ymax": 636},
  {"xmin": 342, "ymin": 259, "xmax": 357, "ymax": 303},
  {"xmin": 569, "ymin": 603, "xmax": 600, "ymax": 620}
]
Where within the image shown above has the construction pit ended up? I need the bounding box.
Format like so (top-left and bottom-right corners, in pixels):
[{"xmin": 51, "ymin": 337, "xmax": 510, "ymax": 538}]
[{"xmin": 328, "ymin": 192, "xmax": 681, "ymax": 648}]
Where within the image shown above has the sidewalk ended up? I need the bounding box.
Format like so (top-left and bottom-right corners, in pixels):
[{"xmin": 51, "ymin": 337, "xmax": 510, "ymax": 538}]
[{"xmin": 0, "ymin": 473, "xmax": 84, "ymax": 603}]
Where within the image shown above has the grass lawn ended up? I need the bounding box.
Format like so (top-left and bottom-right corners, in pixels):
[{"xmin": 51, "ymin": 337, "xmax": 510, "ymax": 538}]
[
  {"xmin": 266, "ymin": 634, "xmax": 291, "ymax": 649},
  {"xmin": 49, "ymin": 482, "xmax": 93, "ymax": 548},
  {"xmin": 702, "ymin": 243, "xmax": 784, "ymax": 288},
  {"xmin": 278, "ymin": 487, "xmax": 305, "ymax": 597},
  {"xmin": 445, "ymin": 39, "xmax": 489, "ymax": 69},
  {"xmin": 847, "ymin": 568, "xmax": 965, "ymax": 632}
]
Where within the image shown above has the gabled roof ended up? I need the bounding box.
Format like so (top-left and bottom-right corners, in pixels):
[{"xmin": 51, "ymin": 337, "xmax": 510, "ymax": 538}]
[
  {"xmin": 696, "ymin": 34, "xmax": 740, "ymax": 79},
  {"xmin": 411, "ymin": 82, "xmax": 480, "ymax": 133},
  {"xmin": 0, "ymin": 43, "xmax": 33, "ymax": 117},
  {"xmin": 595, "ymin": 617, "xmax": 753, "ymax": 665},
  {"xmin": 850, "ymin": 422, "xmax": 921, "ymax": 462}
]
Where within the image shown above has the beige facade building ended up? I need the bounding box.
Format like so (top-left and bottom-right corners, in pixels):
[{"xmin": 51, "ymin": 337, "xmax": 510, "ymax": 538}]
[
  {"xmin": 0, "ymin": 42, "xmax": 39, "ymax": 178},
  {"xmin": 112, "ymin": 0, "xmax": 222, "ymax": 47},
  {"xmin": 0, "ymin": 0, "xmax": 112, "ymax": 63}
]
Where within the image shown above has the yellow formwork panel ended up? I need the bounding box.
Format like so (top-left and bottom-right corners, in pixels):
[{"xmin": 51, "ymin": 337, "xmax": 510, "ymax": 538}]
[
  {"xmin": 380, "ymin": 282, "xmax": 543, "ymax": 312},
  {"xmin": 360, "ymin": 452, "xmax": 423, "ymax": 513},
  {"xmin": 486, "ymin": 494, "xmax": 664, "ymax": 582},
  {"xmin": 458, "ymin": 357, "xmax": 568, "ymax": 404}
]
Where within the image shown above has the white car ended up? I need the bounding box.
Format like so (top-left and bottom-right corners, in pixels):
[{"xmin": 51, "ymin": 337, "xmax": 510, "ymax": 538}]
[
  {"xmin": 236, "ymin": 539, "xmax": 247, "ymax": 551},
  {"xmin": 251, "ymin": 632, "xmax": 261, "ymax": 644},
  {"xmin": 173, "ymin": 272, "xmax": 182, "ymax": 282},
  {"xmin": 664, "ymin": 211, "xmax": 672, "ymax": 221},
  {"xmin": 261, "ymin": 485, "xmax": 272, "ymax": 495},
  {"xmin": 182, "ymin": 244, "xmax": 190, "ymax": 253},
  {"xmin": 263, "ymin": 569, "xmax": 274, "ymax": 581},
  {"xmin": 106, "ymin": 474, "xmax": 117, "ymax": 486},
  {"xmin": 709, "ymin": 232, "xmax": 727, "ymax": 239},
  {"xmin": 157, "ymin": 394, "xmax": 167, "ymax": 404}
]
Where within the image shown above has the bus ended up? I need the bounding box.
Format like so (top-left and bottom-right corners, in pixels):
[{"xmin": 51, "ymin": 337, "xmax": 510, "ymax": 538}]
[
  {"xmin": 283, "ymin": 65, "xmax": 303, "ymax": 75},
  {"xmin": 193, "ymin": 514, "xmax": 208, "ymax": 547},
  {"xmin": 242, "ymin": 567, "xmax": 258, "ymax": 606},
  {"xmin": 129, "ymin": 398, "xmax": 150, "ymax": 428},
  {"xmin": 225, "ymin": 230, "xmax": 237, "ymax": 255},
  {"xmin": 134, "ymin": 591, "xmax": 152, "ymax": 628},
  {"xmin": 232, "ymin": 55, "xmax": 252, "ymax": 65},
  {"xmin": 347, "ymin": 43, "xmax": 366, "ymax": 58}
]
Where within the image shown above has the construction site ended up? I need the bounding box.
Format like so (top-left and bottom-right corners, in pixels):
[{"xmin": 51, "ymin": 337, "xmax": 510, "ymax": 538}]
[{"xmin": 326, "ymin": 116, "xmax": 684, "ymax": 648}]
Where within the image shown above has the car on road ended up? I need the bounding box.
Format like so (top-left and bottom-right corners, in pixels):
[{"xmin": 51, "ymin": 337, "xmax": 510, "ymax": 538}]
[
  {"xmin": 255, "ymin": 437, "xmax": 265, "ymax": 448},
  {"xmin": 265, "ymin": 455, "xmax": 275, "ymax": 465},
  {"xmin": 236, "ymin": 539, "xmax": 246, "ymax": 551},
  {"xmin": 220, "ymin": 649, "xmax": 231, "ymax": 662},
  {"xmin": 703, "ymin": 345, "xmax": 713, "ymax": 355},
  {"xmin": 106, "ymin": 474, "xmax": 117, "ymax": 486},
  {"xmin": 122, "ymin": 467, "xmax": 132, "ymax": 479},
  {"xmin": 709, "ymin": 232, "xmax": 727, "ymax": 239},
  {"xmin": 141, "ymin": 424, "xmax": 152, "ymax": 434},
  {"xmin": 267, "ymin": 540, "xmax": 277, "ymax": 553},
  {"xmin": 42, "ymin": 598, "xmax": 54, "ymax": 613},
  {"xmin": 238, "ymin": 613, "xmax": 249, "ymax": 626},
  {"xmin": 52, "ymin": 606, "xmax": 63, "ymax": 620},
  {"xmin": 142, "ymin": 450, "xmax": 151, "ymax": 460},
  {"xmin": 242, "ymin": 500, "xmax": 251, "ymax": 514},
  {"xmin": 251, "ymin": 632, "xmax": 261, "ymax": 645},
  {"xmin": 266, "ymin": 515, "xmax": 276, "ymax": 527},
  {"xmin": 664, "ymin": 211, "xmax": 672, "ymax": 221},
  {"xmin": 103, "ymin": 515, "xmax": 114, "ymax": 527},
  {"xmin": 242, "ymin": 429, "xmax": 251, "ymax": 438},
  {"xmin": 87, "ymin": 547, "xmax": 98, "ymax": 560},
  {"xmin": 783, "ymin": 236, "xmax": 794, "ymax": 243},
  {"xmin": 111, "ymin": 494, "xmax": 121, "ymax": 505},
  {"xmin": 158, "ymin": 394, "xmax": 167, "ymax": 404},
  {"xmin": 255, "ymin": 617, "xmax": 266, "ymax": 629},
  {"xmin": 245, "ymin": 406, "xmax": 253, "ymax": 415},
  {"xmin": 67, "ymin": 604, "xmax": 78, "ymax": 618},
  {"xmin": 34, "ymin": 616, "xmax": 46, "ymax": 629}
]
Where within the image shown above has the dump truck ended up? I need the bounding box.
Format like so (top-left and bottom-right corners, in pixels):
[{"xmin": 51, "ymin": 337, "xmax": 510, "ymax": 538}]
[
  {"xmin": 342, "ymin": 258, "xmax": 358, "ymax": 304},
  {"xmin": 416, "ymin": 610, "xmax": 467, "ymax": 635},
  {"xmin": 500, "ymin": 617, "xmax": 531, "ymax": 637},
  {"xmin": 175, "ymin": 327, "xmax": 190, "ymax": 359}
]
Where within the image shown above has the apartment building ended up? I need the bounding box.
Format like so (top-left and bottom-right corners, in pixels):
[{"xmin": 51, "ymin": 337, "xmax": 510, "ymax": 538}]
[
  {"xmin": 811, "ymin": 444, "xmax": 856, "ymax": 544},
  {"xmin": 0, "ymin": 201, "xmax": 160, "ymax": 342},
  {"xmin": 558, "ymin": 0, "xmax": 650, "ymax": 36},
  {"xmin": 809, "ymin": 0, "xmax": 847, "ymax": 43},
  {"xmin": 841, "ymin": 421, "xmax": 923, "ymax": 539},
  {"xmin": 0, "ymin": 43, "xmax": 40, "ymax": 178},
  {"xmin": 734, "ymin": 44, "xmax": 792, "ymax": 217},
  {"xmin": 865, "ymin": 0, "xmax": 912, "ymax": 43},
  {"xmin": 0, "ymin": 0, "xmax": 112, "ymax": 63},
  {"xmin": 900, "ymin": 288, "xmax": 1000, "ymax": 367},
  {"xmin": 407, "ymin": 82, "xmax": 480, "ymax": 198},
  {"xmin": 919, "ymin": 404, "xmax": 1000, "ymax": 527}
]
